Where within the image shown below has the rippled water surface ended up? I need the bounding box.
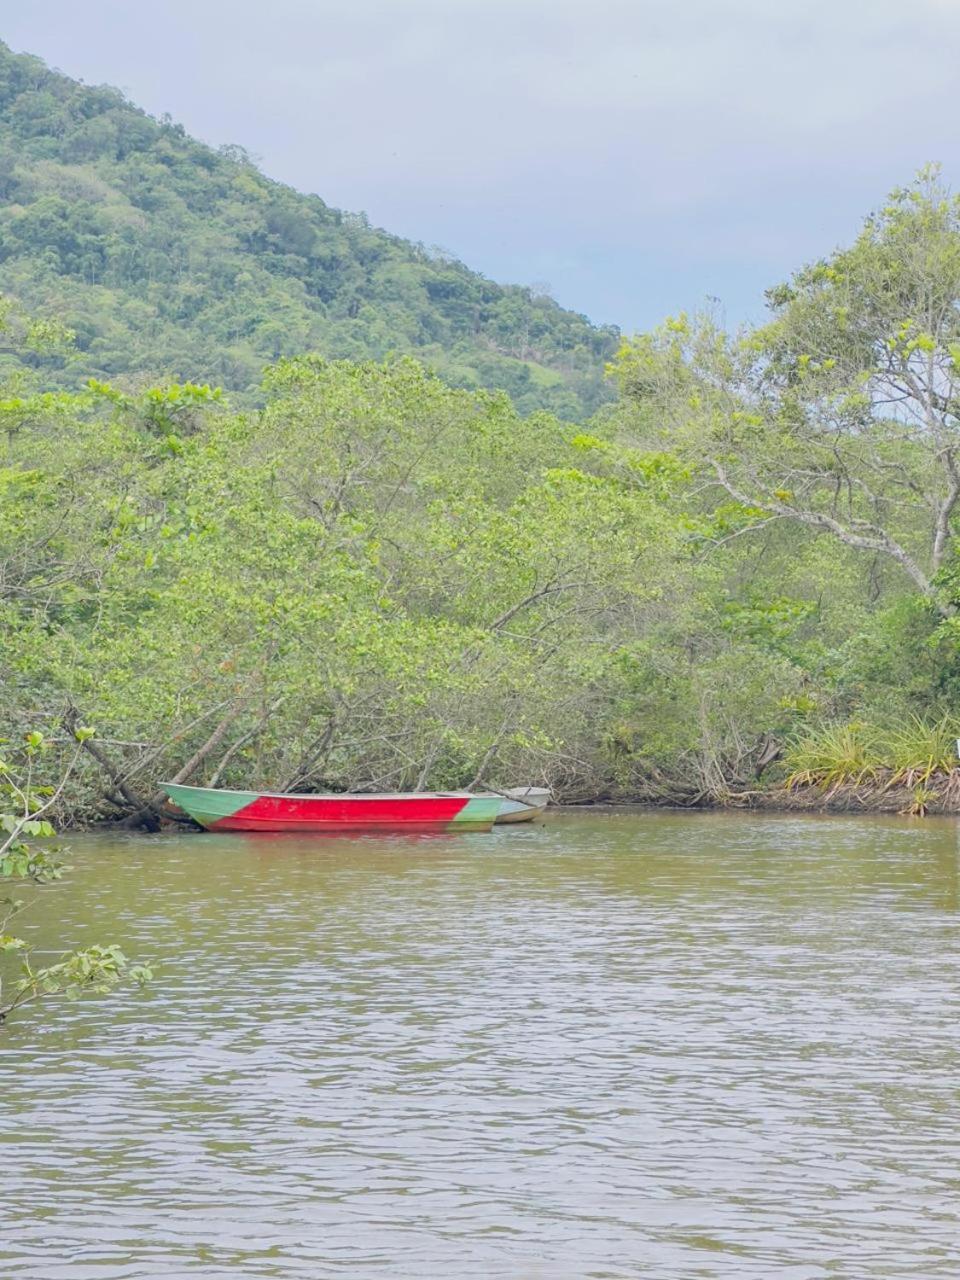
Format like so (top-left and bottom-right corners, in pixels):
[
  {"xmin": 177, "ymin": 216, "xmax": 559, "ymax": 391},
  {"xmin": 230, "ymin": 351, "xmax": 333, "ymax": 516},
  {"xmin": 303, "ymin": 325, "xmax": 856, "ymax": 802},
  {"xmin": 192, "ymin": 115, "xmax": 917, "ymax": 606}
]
[{"xmin": 2, "ymin": 810, "xmax": 960, "ymax": 1278}]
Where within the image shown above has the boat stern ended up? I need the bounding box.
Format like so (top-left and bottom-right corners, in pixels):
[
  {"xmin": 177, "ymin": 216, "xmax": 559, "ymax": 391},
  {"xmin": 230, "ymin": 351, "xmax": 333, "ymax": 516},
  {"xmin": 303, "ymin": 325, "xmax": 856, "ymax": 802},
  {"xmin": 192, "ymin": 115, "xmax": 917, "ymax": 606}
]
[{"xmin": 447, "ymin": 794, "xmax": 502, "ymax": 831}]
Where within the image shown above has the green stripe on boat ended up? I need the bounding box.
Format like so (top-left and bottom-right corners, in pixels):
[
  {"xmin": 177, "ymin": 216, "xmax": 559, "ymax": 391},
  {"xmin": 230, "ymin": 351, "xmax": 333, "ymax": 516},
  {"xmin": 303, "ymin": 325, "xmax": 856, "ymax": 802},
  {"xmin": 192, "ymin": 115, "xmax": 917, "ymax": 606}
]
[
  {"xmin": 161, "ymin": 783, "xmax": 256, "ymax": 826},
  {"xmin": 449, "ymin": 795, "xmax": 502, "ymax": 827}
]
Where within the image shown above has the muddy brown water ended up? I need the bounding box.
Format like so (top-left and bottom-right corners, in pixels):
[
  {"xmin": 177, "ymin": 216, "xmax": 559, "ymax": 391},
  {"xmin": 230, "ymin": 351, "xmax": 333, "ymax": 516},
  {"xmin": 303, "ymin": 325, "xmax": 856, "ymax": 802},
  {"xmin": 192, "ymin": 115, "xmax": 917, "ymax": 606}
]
[{"xmin": 1, "ymin": 810, "xmax": 959, "ymax": 1278}]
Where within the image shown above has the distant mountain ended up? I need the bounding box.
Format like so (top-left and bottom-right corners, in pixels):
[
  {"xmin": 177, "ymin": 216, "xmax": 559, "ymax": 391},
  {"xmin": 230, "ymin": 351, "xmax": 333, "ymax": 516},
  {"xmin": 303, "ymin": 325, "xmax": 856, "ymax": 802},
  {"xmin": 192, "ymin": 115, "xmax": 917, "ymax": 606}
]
[{"xmin": 0, "ymin": 41, "xmax": 618, "ymax": 416}]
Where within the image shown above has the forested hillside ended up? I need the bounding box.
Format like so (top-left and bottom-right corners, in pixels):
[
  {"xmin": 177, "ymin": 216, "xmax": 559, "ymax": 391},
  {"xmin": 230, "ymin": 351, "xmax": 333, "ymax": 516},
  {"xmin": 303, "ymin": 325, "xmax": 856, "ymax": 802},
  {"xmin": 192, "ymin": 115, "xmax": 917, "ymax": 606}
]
[{"xmin": 0, "ymin": 41, "xmax": 616, "ymax": 416}]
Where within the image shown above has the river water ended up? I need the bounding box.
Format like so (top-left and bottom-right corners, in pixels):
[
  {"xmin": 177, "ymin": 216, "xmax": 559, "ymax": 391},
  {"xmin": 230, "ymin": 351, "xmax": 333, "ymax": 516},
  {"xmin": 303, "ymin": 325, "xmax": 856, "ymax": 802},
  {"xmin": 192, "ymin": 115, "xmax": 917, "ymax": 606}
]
[{"xmin": 1, "ymin": 810, "xmax": 959, "ymax": 1278}]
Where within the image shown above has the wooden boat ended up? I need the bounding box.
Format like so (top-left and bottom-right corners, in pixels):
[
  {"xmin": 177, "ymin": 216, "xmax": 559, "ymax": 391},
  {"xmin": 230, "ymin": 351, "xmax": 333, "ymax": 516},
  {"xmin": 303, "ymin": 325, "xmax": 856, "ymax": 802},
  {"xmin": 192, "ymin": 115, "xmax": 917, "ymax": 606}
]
[
  {"xmin": 495, "ymin": 786, "xmax": 552, "ymax": 824},
  {"xmin": 160, "ymin": 783, "xmax": 502, "ymax": 833}
]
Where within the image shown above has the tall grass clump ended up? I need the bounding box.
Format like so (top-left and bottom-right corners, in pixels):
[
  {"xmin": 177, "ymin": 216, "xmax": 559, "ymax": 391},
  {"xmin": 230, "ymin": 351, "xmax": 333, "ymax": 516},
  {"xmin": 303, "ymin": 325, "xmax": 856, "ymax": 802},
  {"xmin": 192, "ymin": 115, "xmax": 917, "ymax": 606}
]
[
  {"xmin": 785, "ymin": 715, "xmax": 960, "ymax": 794},
  {"xmin": 785, "ymin": 721, "xmax": 881, "ymax": 791},
  {"xmin": 880, "ymin": 714, "xmax": 960, "ymax": 784}
]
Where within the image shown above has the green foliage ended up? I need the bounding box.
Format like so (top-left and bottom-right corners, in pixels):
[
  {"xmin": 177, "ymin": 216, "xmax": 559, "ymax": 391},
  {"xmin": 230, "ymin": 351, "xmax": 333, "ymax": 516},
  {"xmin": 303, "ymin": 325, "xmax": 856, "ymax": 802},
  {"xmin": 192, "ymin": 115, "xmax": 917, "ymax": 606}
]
[
  {"xmin": 10, "ymin": 944, "xmax": 151, "ymax": 1009},
  {"xmin": 0, "ymin": 337, "xmax": 655, "ymax": 801},
  {"xmin": 592, "ymin": 169, "xmax": 960, "ymax": 804},
  {"xmin": 6, "ymin": 320, "xmax": 960, "ymax": 812},
  {"xmin": 0, "ymin": 40, "xmax": 616, "ymax": 417},
  {"xmin": 5, "ymin": 140, "xmax": 960, "ymax": 817},
  {"xmin": 0, "ymin": 725, "xmax": 151, "ymax": 1024},
  {"xmin": 719, "ymin": 593, "xmax": 818, "ymax": 658}
]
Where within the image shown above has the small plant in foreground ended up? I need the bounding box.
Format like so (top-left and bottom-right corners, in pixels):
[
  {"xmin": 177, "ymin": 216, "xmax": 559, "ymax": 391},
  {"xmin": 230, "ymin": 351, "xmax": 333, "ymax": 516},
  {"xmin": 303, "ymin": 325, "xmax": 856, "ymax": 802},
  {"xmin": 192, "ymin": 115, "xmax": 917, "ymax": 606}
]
[{"xmin": 0, "ymin": 728, "xmax": 151, "ymax": 1025}]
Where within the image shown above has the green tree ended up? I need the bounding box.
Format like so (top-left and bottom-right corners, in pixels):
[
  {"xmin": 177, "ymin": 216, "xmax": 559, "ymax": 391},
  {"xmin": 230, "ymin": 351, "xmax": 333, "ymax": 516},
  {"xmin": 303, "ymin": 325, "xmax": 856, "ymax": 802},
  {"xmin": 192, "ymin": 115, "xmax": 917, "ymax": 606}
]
[{"xmin": 614, "ymin": 169, "xmax": 960, "ymax": 606}]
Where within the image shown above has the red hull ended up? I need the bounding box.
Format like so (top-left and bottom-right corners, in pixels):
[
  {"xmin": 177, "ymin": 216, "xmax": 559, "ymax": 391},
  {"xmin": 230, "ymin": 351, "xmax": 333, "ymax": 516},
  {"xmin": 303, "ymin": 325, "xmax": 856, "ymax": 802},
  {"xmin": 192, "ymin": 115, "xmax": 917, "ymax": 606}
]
[
  {"xmin": 209, "ymin": 794, "xmax": 467, "ymax": 832},
  {"xmin": 160, "ymin": 784, "xmax": 501, "ymax": 833}
]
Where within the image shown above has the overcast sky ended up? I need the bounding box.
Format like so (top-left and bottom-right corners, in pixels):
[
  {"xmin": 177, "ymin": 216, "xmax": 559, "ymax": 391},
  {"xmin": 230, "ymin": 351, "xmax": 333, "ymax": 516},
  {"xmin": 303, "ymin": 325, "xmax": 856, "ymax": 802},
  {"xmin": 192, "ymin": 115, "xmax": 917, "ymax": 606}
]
[{"xmin": 4, "ymin": 0, "xmax": 960, "ymax": 332}]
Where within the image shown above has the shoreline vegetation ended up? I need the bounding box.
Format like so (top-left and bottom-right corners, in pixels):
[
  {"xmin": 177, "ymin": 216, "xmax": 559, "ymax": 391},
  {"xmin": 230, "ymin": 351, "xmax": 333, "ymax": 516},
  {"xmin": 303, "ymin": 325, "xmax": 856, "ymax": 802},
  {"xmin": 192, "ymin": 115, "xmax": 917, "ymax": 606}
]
[
  {"xmin": 568, "ymin": 777, "xmax": 960, "ymax": 818},
  {"xmin": 5, "ymin": 43, "xmax": 960, "ymax": 829},
  {"xmin": 9, "ymin": 164, "xmax": 960, "ymax": 830}
]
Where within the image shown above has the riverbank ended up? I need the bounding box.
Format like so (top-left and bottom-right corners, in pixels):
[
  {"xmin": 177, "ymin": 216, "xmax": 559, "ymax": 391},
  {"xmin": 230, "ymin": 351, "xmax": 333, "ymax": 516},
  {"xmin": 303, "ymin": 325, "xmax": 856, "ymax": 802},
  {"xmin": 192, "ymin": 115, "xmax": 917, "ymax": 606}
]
[
  {"xmin": 75, "ymin": 775, "xmax": 960, "ymax": 834},
  {"xmin": 751, "ymin": 775, "xmax": 960, "ymax": 816},
  {"xmin": 562, "ymin": 769, "xmax": 960, "ymax": 818}
]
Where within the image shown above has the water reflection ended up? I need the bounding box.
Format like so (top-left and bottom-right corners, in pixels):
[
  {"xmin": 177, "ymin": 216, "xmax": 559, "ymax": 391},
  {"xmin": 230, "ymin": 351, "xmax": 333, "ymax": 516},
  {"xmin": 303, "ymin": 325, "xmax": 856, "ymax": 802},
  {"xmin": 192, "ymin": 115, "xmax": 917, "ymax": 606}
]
[{"xmin": 2, "ymin": 810, "xmax": 960, "ymax": 1277}]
